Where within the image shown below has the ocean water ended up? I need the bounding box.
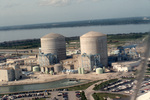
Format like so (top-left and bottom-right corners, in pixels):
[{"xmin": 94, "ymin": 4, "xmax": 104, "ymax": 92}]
[{"xmin": 0, "ymin": 24, "xmax": 150, "ymax": 42}]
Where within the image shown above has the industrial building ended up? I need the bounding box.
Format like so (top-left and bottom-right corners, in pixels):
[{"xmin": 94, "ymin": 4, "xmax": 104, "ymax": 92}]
[
  {"xmin": 6, "ymin": 59, "xmax": 24, "ymax": 65},
  {"xmin": 0, "ymin": 64, "xmax": 22, "ymax": 81},
  {"xmin": 32, "ymin": 31, "xmax": 108, "ymax": 74},
  {"xmin": 60, "ymin": 55, "xmax": 80, "ymax": 70},
  {"xmin": 40, "ymin": 64, "xmax": 63, "ymax": 74},
  {"xmin": 37, "ymin": 31, "xmax": 108, "ymax": 73},
  {"xmin": 112, "ymin": 60, "xmax": 141, "ymax": 72},
  {"xmin": 6, "ymin": 57, "xmax": 37, "ymax": 66},
  {"xmin": 80, "ymin": 31, "xmax": 108, "ymax": 71},
  {"xmin": 117, "ymin": 45, "xmax": 139, "ymax": 61},
  {"xmin": 0, "ymin": 68, "xmax": 14, "ymax": 81}
]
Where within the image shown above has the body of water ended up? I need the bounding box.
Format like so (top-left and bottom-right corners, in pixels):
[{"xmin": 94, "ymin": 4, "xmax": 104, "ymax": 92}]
[
  {"xmin": 0, "ymin": 79, "xmax": 88, "ymax": 93},
  {"xmin": 0, "ymin": 24, "xmax": 150, "ymax": 42}
]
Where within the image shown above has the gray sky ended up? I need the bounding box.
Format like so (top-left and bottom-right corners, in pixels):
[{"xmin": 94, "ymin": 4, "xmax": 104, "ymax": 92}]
[{"xmin": 0, "ymin": 0, "xmax": 150, "ymax": 26}]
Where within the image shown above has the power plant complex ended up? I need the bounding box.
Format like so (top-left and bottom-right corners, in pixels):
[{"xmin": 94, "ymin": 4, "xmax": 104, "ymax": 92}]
[
  {"xmin": 38, "ymin": 31, "xmax": 108, "ymax": 73},
  {"xmin": 0, "ymin": 30, "xmax": 145, "ymax": 100},
  {"xmin": 0, "ymin": 31, "xmax": 141, "ymax": 82}
]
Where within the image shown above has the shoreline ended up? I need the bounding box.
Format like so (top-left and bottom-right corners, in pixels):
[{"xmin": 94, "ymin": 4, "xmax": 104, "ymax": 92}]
[
  {"xmin": 0, "ymin": 72, "xmax": 113, "ymax": 87},
  {"xmin": 0, "ymin": 71, "xmax": 128, "ymax": 94},
  {"xmin": 0, "ymin": 79, "xmax": 94, "ymax": 94},
  {"xmin": 0, "ymin": 74, "xmax": 67, "ymax": 86}
]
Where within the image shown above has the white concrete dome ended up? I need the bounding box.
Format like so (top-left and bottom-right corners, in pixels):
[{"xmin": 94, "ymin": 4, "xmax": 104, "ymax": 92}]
[
  {"xmin": 41, "ymin": 33, "xmax": 66, "ymax": 61},
  {"xmin": 41, "ymin": 33, "xmax": 65, "ymax": 38},
  {"xmin": 81, "ymin": 31, "xmax": 106, "ymax": 38},
  {"xmin": 80, "ymin": 31, "xmax": 108, "ymax": 66}
]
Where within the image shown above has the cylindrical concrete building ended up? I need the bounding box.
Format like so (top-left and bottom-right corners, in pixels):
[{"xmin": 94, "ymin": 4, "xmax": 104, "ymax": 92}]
[
  {"xmin": 80, "ymin": 31, "xmax": 108, "ymax": 66},
  {"xmin": 41, "ymin": 33, "xmax": 66, "ymax": 61},
  {"xmin": 54, "ymin": 64, "xmax": 63, "ymax": 73}
]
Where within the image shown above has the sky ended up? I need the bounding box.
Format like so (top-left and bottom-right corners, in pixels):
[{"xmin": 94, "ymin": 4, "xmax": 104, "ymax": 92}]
[{"xmin": 0, "ymin": 0, "xmax": 150, "ymax": 27}]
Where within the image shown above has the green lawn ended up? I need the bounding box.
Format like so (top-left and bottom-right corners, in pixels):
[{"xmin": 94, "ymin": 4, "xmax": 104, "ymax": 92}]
[
  {"xmin": 92, "ymin": 93, "xmax": 128, "ymax": 100},
  {"xmin": 93, "ymin": 79, "xmax": 118, "ymax": 91},
  {"xmin": 66, "ymin": 80, "xmax": 101, "ymax": 91}
]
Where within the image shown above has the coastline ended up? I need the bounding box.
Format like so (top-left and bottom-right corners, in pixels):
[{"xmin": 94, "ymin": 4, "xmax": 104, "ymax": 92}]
[
  {"xmin": 0, "ymin": 72, "xmax": 113, "ymax": 87},
  {"xmin": 0, "ymin": 79, "xmax": 95, "ymax": 94}
]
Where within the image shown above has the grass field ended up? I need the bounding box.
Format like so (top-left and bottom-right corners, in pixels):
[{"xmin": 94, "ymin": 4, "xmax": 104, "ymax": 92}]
[
  {"xmin": 92, "ymin": 93, "xmax": 128, "ymax": 100},
  {"xmin": 66, "ymin": 80, "xmax": 101, "ymax": 91}
]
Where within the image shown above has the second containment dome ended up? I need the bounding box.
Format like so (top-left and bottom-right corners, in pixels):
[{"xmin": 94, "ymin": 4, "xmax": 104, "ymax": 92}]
[{"xmin": 80, "ymin": 31, "xmax": 108, "ymax": 66}]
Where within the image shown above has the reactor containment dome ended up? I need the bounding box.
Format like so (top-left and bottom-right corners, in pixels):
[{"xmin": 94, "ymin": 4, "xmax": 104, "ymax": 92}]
[
  {"xmin": 80, "ymin": 31, "xmax": 108, "ymax": 66},
  {"xmin": 41, "ymin": 33, "xmax": 66, "ymax": 61}
]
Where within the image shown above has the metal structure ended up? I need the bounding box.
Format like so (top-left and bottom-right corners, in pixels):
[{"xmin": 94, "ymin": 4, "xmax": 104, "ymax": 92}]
[
  {"xmin": 81, "ymin": 53, "xmax": 101, "ymax": 71},
  {"xmin": 117, "ymin": 44, "xmax": 139, "ymax": 61},
  {"xmin": 38, "ymin": 53, "xmax": 58, "ymax": 67},
  {"xmin": 80, "ymin": 31, "xmax": 108, "ymax": 66},
  {"xmin": 40, "ymin": 33, "xmax": 66, "ymax": 61}
]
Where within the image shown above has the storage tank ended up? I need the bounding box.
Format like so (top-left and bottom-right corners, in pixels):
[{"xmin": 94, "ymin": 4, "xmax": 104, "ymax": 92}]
[
  {"xmin": 80, "ymin": 31, "xmax": 108, "ymax": 66},
  {"xmin": 81, "ymin": 67, "xmax": 85, "ymax": 74},
  {"xmin": 78, "ymin": 67, "xmax": 85, "ymax": 74},
  {"xmin": 96, "ymin": 68, "xmax": 103, "ymax": 74},
  {"xmin": 50, "ymin": 70, "xmax": 54, "ymax": 75},
  {"xmin": 103, "ymin": 67, "xmax": 105, "ymax": 73},
  {"xmin": 33, "ymin": 66, "xmax": 40, "ymax": 72},
  {"xmin": 54, "ymin": 64, "xmax": 63, "ymax": 73},
  {"xmin": 45, "ymin": 70, "xmax": 49, "ymax": 74},
  {"xmin": 78, "ymin": 68, "xmax": 81, "ymax": 74},
  {"xmin": 41, "ymin": 33, "xmax": 66, "ymax": 61}
]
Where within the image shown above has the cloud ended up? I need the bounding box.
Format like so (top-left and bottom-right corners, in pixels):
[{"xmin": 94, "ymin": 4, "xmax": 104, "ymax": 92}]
[
  {"xmin": 39, "ymin": 0, "xmax": 99, "ymax": 7},
  {"xmin": 39, "ymin": 0, "xmax": 70, "ymax": 6}
]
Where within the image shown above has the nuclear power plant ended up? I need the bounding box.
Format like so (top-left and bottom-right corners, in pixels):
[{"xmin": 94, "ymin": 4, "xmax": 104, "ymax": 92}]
[
  {"xmin": 0, "ymin": 30, "xmax": 142, "ymax": 100},
  {"xmin": 38, "ymin": 31, "xmax": 108, "ymax": 73}
]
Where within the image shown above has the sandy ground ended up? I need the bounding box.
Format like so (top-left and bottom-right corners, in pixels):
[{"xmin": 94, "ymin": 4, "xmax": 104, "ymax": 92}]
[{"xmin": 0, "ymin": 72, "xmax": 128, "ymax": 86}]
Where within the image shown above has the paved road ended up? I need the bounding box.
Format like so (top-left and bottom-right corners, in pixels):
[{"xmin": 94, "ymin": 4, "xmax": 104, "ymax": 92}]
[
  {"xmin": 85, "ymin": 81, "xmax": 103, "ymax": 100},
  {"xmin": 84, "ymin": 78, "xmax": 132, "ymax": 100}
]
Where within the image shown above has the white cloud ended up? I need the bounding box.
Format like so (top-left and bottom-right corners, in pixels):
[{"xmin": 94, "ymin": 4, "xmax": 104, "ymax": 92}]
[
  {"xmin": 39, "ymin": 0, "xmax": 69, "ymax": 6},
  {"xmin": 39, "ymin": 0, "xmax": 99, "ymax": 6}
]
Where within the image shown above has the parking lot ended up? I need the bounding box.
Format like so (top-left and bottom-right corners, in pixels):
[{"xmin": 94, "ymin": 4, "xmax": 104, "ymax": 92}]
[
  {"xmin": 50, "ymin": 91, "xmax": 81, "ymax": 100},
  {"xmin": 1, "ymin": 90, "xmax": 82, "ymax": 100}
]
